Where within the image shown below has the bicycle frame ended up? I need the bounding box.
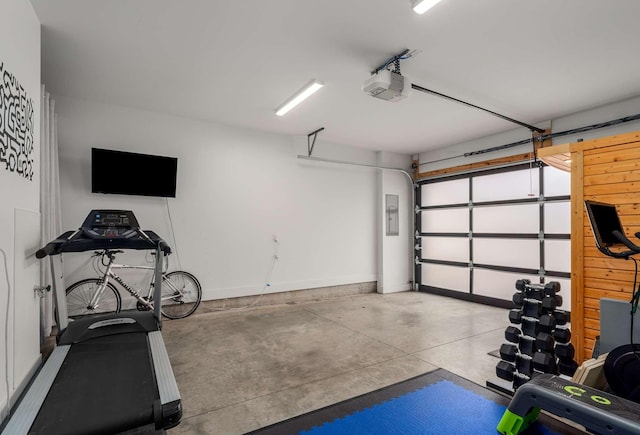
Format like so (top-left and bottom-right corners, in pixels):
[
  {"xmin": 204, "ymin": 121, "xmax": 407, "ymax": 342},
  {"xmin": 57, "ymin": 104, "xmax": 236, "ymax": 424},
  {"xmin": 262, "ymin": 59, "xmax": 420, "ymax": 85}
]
[{"xmin": 90, "ymin": 251, "xmax": 182, "ymax": 311}]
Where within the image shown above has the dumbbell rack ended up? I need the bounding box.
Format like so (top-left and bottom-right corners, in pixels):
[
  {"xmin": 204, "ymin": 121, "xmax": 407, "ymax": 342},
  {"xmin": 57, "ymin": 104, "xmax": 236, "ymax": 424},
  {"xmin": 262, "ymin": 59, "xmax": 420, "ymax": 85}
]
[{"xmin": 495, "ymin": 279, "xmax": 578, "ymax": 391}]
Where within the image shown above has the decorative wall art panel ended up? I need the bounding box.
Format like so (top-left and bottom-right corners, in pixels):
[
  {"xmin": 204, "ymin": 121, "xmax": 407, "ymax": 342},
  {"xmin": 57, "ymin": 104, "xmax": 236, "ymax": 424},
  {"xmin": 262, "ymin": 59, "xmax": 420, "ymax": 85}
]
[{"xmin": 0, "ymin": 62, "xmax": 35, "ymax": 180}]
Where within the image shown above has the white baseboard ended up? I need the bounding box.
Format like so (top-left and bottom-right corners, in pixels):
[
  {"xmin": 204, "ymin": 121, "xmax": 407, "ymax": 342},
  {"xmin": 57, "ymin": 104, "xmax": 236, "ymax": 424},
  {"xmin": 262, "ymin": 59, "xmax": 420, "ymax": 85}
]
[
  {"xmin": 1, "ymin": 354, "xmax": 41, "ymax": 422},
  {"xmin": 201, "ymin": 274, "xmax": 377, "ymax": 301},
  {"xmin": 377, "ymin": 282, "xmax": 412, "ymax": 294}
]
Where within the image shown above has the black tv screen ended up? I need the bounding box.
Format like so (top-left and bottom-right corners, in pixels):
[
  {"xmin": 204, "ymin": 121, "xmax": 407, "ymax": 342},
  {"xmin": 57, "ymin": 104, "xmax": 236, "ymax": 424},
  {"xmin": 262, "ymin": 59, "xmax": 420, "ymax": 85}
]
[
  {"xmin": 585, "ymin": 200, "xmax": 624, "ymax": 248},
  {"xmin": 91, "ymin": 148, "xmax": 178, "ymax": 198}
]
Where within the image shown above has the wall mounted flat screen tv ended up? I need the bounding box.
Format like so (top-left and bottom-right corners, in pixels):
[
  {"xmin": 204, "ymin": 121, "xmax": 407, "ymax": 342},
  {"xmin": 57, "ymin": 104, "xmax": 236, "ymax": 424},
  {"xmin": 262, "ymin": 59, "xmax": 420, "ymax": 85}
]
[{"xmin": 91, "ymin": 148, "xmax": 178, "ymax": 198}]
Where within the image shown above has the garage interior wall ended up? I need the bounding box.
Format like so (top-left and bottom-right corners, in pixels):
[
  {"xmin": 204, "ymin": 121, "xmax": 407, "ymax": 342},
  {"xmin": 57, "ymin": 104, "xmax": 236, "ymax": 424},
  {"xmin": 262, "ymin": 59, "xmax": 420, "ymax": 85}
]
[
  {"xmin": 55, "ymin": 96, "xmax": 412, "ymax": 301},
  {"xmin": 0, "ymin": 0, "xmax": 41, "ymax": 419},
  {"xmin": 376, "ymin": 151, "xmax": 413, "ymax": 294}
]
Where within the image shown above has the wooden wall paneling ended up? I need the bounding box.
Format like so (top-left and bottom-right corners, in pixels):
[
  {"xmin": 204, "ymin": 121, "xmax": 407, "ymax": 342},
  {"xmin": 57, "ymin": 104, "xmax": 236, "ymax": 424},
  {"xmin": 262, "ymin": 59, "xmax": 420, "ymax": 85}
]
[
  {"xmin": 571, "ymin": 147, "xmax": 585, "ymax": 362},
  {"xmin": 583, "ymin": 145, "xmax": 640, "ymax": 165},
  {"xmin": 577, "ymin": 132, "xmax": 640, "ymax": 151},
  {"xmin": 584, "ymin": 160, "xmax": 640, "ymax": 177},
  {"xmin": 585, "ymin": 182, "xmax": 640, "ymax": 196},
  {"xmin": 415, "ymin": 152, "xmax": 534, "ymax": 179},
  {"xmin": 584, "ymin": 171, "xmax": 640, "ymax": 186},
  {"xmin": 573, "ymin": 131, "xmax": 640, "ymax": 361}
]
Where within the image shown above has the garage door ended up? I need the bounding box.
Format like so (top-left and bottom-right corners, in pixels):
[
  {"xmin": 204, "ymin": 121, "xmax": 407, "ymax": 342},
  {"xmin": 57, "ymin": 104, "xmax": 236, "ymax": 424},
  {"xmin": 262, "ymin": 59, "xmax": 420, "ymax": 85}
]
[{"xmin": 415, "ymin": 163, "xmax": 571, "ymax": 310}]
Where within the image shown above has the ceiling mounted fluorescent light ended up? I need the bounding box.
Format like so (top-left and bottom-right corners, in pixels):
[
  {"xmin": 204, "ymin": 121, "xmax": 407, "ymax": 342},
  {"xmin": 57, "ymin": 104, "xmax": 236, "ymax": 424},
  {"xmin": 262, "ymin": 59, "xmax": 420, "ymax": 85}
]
[
  {"xmin": 411, "ymin": 0, "xmax": 442, "ymax": 14},
  {"xmin": 275, "ymin": 80, "xmax": 324, "ymax": 116}
]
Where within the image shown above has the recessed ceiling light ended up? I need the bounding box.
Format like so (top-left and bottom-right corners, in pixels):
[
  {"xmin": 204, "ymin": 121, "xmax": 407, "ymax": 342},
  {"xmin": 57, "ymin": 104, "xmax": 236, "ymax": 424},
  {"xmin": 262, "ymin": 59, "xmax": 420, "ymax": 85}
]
[
  {"xmin": 411, "ymin": 0, "xmax": 443, "ymax": 14},
  {"xmin": 275, "ymin": 80, "xmax": 324, "ymax": 116}
]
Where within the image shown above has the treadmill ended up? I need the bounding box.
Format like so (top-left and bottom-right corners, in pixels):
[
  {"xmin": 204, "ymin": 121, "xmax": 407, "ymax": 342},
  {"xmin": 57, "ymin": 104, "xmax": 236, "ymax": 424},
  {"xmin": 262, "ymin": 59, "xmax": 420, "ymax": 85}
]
[{"xmin": 2, "ymin": 210, "xmax": 182, "ymax": 434}]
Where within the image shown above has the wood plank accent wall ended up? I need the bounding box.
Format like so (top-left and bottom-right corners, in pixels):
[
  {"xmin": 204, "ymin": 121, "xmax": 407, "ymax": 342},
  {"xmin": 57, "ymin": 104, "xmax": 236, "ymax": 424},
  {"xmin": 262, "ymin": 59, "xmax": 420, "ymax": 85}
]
[{"xmin": 571, "ymin": 131, "xmax": 640, "ymax": 363}]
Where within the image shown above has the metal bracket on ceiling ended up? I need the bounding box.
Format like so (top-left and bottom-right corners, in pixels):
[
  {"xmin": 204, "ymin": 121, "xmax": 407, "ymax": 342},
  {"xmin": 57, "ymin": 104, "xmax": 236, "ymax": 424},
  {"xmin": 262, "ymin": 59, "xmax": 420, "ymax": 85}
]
[
  {"xmin": 531, "ymin": 129, "xmax": 549, "ymax": 166},
  {"xmin": 307, "ymin": 127, "xmax": 325, "ymax": 157},
  {"xmin": 371, "ymin": 49, "xmax": 411, "ymax": 76}
]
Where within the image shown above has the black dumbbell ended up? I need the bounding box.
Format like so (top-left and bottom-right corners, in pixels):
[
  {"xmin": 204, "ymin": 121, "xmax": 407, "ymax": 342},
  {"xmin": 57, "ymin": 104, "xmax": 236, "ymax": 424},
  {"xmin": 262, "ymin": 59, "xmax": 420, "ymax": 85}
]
[
  {"xmin": 521, "ymin": 313, "xmax": 556, "ymax": 337},
  {"xmin": 524, "ymin": 287, "xmax": 543, "ymax": 301},
  {"xmin": 532, "ymin": 351, "xmax": 557, "ymax": 374},
  {"xmin": 518, "ymin": 336, "xmax": 536, "ymax": 357},
  {"xmin": 505, "ymin": 326, "xmax": 521, "ymax": 343},
  {"xmin": 555, "ymin": 343, "xmax": 575, "ymax": 362},
  {"xmin": 541, "ymin": 295, "xmax": 563, "ymax": 311},
  {"xmin": 523, "ymin": 300, "xmax": 541, "ymax": 318},
  {"xmin": 501, "ymin": 342, "xmax": 543, "ymax": 364},
  {"xmin": 513, "ymin": 374, "xmax": 531, "ymax": 389},
  {"xmin": 543, "ymin": 281, "xmax": 561, "ymax": 296},
  {"xmin": 496, "ymin": 361, "xmax": 516, "ymax": 381},
  {"xmin": 535, "ymin": 332, "xmax": 555, "ymax": 352},
  {"xmin": 515, "ymin": 279, "xmax": 530, "ymax": 291},
  {"xmin": 509, "ymin": 309, "xmax": 522, "ymax": 324},
  {"xmin": 522, "ymin": 317, "xmax": 539, "ymax": 336},
  {"xmin": 558, "ymin": 360, "xmax": 579, "ymax": 377},
  {"xmin": 539, "ymin": 313, "xmax": 556, "ymax": 333},
  {"xmin": 496, "ymin": 361, "xmax": 531, "ymax": 389},
  {"xmin": 515, "ymin": 354, "xmax": 533, "ymax": 376},
  {"xmin": 522, "ymin": 281, "xmax": 561, "ymax": 297},
  {"xmin": 512, "ymin": 292, "xmax": 524, "ymax": 308},
  {"xmin": 553, "ymin": 310, "xmax": 569, "ymax": 325},
  {"xmin": 500, "ymin": 343, "xmax": 518, "ymax": 362},
  {"xmin": 553, "ymin": 327, "xmax": 571, "ymax": 344},
  {"xmin": 499, "ymin": 340, "xmax": 535, "ymax": 374}
]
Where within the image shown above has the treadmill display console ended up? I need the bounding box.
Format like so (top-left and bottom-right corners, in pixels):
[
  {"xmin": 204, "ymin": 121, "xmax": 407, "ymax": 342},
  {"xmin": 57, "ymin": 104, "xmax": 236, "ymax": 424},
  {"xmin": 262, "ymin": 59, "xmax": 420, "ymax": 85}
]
[{"xmin": 81, "ymin": 210, "xmax": 140, "ymax": 239}]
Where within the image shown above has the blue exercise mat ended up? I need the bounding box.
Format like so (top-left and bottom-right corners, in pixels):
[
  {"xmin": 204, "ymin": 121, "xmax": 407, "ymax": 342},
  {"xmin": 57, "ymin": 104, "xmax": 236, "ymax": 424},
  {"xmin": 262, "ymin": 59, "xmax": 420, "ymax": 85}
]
[
  {"xmin": 248, "ymin": 369, "xmax": 582, "ymax": 435},
  {"xmin": 300, "ymin": 380, "xmax": 557, "ymax": 435}
]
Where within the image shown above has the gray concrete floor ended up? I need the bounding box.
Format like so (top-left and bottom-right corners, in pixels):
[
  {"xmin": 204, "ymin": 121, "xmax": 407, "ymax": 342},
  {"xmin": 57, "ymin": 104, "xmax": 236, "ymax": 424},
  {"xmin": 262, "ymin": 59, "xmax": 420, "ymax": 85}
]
[{"xmin": 163, "ymin": 291, "xmax": 509, "ymax": 434}]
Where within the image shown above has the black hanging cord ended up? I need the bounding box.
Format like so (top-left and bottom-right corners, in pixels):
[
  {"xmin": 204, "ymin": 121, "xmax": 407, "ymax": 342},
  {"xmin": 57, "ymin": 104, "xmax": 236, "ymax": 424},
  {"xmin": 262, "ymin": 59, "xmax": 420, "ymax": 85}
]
[
  {"xmin": 629, "ymin": 257, "xmax": 640, "ymax": 359},
  {"xmin": 532, "ymin": 131, "xmax": 540, "ymax": 164}
]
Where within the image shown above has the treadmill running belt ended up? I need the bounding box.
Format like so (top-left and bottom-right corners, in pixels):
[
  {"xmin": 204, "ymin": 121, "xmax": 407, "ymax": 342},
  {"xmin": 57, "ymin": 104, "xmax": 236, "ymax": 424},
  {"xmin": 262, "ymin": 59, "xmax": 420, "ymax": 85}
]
[{"xmin": 31, "ymin": 333, "xmax": 158, "ymax": 435}]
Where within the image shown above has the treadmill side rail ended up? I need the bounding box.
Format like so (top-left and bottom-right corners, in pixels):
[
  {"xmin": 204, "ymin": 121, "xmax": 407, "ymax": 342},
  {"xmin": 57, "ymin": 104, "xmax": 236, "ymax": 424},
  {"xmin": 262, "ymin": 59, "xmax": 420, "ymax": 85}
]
[
  {"xmin": 2, "ymin": 346, "xmax": 71, "ymax": 435},
  {"xmin": 149, "ymin": 331, "xmax": 182, "ymax": 428}
]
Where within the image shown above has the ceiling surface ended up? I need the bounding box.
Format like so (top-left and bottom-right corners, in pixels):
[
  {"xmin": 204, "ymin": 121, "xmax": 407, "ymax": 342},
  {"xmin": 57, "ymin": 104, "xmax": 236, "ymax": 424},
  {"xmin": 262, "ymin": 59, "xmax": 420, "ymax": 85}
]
[{"xmin": 29, "ymin": 0, "xmax": 640, "ymax": 155}]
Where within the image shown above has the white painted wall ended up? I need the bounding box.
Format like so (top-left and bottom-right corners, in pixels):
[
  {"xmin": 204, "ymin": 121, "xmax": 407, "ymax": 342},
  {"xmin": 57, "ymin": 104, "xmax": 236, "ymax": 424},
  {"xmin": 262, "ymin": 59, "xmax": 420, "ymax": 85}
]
[
  {"xmin": 0, "ymin": 0, "xmax": 41, "ymax": 421},
  {"xmin": 376, "ymin": 152, "xmax": 413, "ymax": 293},
  {"xmin": 55, "ymin": 97, "xmax": 401, "ymax": 301},
  {"xmin": 418, "ymin": 96, "xmax": 640, "ymax": 172}
]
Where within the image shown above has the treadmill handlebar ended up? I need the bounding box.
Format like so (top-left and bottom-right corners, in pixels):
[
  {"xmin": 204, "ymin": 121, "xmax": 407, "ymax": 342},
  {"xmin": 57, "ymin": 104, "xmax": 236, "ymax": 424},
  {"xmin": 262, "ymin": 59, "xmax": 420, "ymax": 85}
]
[
  {"xmin": 158, "ymin": 240, "xmax": 172, "ymax": 255},
  {"xmin": 36, "ymin": 230, "xmax": 172, "ymax": 258},
  {"xmin": 36, "ymin": 242, "xmax": 58, "ymax": 259}
]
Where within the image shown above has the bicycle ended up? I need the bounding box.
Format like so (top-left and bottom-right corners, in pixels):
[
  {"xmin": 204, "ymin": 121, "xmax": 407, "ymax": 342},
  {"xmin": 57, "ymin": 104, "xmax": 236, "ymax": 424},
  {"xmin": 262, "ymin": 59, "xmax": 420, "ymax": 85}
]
[{"xmin": 65, "ymin": 249, "xmax": 202, "ymax": 319}]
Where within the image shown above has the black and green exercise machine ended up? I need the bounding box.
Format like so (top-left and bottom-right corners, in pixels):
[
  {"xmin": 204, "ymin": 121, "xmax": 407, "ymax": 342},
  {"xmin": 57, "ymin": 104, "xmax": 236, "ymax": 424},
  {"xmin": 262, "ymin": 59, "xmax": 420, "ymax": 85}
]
[{"xmin": 497, "ymin": 374, "xmax": 640, "ymax": 434}]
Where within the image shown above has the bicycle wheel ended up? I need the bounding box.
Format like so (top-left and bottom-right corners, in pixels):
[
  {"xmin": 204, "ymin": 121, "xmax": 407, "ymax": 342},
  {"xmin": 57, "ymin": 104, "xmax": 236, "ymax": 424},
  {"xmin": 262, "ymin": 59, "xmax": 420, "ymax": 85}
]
[
  {"xmin": 161, "ymin": 271, "xmax": 202, "ymax": 319},
  {"xmin": 66, "ymin": 278, "xmax": 122, "ymax": 318}
]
